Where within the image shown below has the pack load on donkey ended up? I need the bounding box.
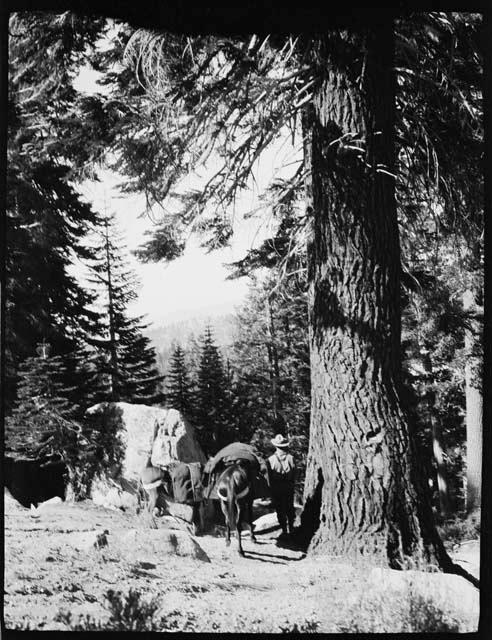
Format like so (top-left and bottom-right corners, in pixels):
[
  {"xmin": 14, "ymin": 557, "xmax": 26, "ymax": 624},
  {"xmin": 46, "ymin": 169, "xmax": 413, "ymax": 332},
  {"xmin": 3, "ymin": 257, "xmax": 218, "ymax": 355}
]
[
  {"xmin": 202, "ymin": 442, "xmax": 269, "ymax": 500},
  {"xmin": 138, "ymin": 408, "xmax": 208, "ymax": 528},
  {"xmin": 169, "ymin": 462, "xmax": 204, "ymax": 505},
  {"xmin": 140, "ymin": 459, "xmax": 204, "ymax": 509},
  {"xmin": 140, "ymin": 458, "xmax": 206, "ymax": 534}
]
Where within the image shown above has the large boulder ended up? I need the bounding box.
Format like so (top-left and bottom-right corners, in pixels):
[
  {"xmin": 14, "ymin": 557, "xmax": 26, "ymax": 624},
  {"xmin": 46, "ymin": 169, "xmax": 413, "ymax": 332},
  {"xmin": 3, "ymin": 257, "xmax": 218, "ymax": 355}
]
[
  {"xmin": 90, "ymin": 478, "xmax": 139, "ymax": 511},
  {"xmin": 86, "ymin": 402, "xmax": 166, "ymax": 482},
  {"xmin": 151, "ymin": 408, "xmax": 207, "ymax": 468},
  {"xmin": 85, "ymin": 403, "xmax": 206, "ymax": 511}
]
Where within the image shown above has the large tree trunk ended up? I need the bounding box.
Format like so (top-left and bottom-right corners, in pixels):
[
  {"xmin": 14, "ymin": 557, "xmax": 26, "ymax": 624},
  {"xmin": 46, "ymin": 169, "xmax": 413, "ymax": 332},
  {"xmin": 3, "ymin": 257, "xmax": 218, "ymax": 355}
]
[
  {"xmin": 300, "ymin": 21, "xmax": 450, "ymax": 569},
  {"xmin": 462, "ymin": 289, "xmax": 483, "ymax": 516}
]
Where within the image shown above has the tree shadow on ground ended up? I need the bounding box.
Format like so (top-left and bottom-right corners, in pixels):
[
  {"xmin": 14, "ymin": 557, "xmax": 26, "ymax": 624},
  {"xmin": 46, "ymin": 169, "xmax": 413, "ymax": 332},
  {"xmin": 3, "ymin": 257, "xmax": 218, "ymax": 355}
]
[
  {"xmin": 244, "ymin": 549, "xmax": 305, "ymax": 564},
  {"xmin": 255, "ymin": 525, "xmax": 281, "ymax": 535}
]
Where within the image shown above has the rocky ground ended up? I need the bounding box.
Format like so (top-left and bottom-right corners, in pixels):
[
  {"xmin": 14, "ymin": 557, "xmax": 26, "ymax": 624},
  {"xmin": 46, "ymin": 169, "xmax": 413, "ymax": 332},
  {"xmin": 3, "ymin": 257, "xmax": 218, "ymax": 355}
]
[{"xmin": 4, "ymin": 492, "xmax": 480, "ymax": 633}]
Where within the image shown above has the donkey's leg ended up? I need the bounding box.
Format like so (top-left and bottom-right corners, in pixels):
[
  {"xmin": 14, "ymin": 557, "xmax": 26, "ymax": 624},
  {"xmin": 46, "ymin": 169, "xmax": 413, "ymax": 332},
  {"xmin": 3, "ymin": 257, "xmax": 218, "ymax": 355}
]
[
  {"xmin": 237, "ymin": 502, "xmax": 244, "ymax": 556},
  {"xmin": 190, "ymin": 503, "xmax": 200, "ymax": 536},
  {"xmin": 148, "ymin": 490, "xmax": 159, "ymax": 529},
  {"xmin": 220, "ymin": 500, "xmax": 231, "ymax": 546},
  {"xmin": 198, "ymin": 501, "xmax": 206, "ymax": 534},
  {"xmin": 248, "ymin": 498, "xmax": 257, "ymax": 543}
]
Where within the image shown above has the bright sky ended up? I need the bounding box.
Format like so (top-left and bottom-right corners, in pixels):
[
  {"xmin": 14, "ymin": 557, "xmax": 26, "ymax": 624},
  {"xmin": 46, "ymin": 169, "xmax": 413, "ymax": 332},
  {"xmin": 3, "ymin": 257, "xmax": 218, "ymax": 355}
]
[
  {"xmin": 78, "ymin": 171, "xmax": 276, "ymax": 327},
  {"xmin": 73, "ymin": 64, "xmax": 300, "ymax": 329}
]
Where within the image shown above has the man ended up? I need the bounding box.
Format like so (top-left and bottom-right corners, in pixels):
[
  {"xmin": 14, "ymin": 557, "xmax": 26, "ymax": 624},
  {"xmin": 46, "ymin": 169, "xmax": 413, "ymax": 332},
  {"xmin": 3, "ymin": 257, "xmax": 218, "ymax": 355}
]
[{"xmin": 267, "ymin": 433, "xmax": 296, "ymax": 536}]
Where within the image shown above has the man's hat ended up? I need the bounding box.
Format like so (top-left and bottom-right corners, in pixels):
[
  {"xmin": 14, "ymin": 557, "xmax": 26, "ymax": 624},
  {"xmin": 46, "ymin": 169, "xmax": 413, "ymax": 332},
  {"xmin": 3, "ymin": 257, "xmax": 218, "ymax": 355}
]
[{"xmin": 271, "ymin": 434, "xmax": 290, "ymax": 448}]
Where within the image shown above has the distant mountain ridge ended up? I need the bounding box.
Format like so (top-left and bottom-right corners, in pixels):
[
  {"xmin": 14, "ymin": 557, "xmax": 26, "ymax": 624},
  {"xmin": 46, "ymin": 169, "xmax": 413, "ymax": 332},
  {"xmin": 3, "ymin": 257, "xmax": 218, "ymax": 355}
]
[{"xmin": 145, "ymin": 314, "xmax": 236, "ymax": 377}]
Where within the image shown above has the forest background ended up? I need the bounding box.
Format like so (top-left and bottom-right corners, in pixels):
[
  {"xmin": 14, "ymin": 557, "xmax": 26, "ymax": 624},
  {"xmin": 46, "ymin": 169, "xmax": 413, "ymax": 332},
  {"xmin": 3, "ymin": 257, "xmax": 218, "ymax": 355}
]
[{"xmin": 4, "ymin": 7, "xmax": 484, "ymax": 558}]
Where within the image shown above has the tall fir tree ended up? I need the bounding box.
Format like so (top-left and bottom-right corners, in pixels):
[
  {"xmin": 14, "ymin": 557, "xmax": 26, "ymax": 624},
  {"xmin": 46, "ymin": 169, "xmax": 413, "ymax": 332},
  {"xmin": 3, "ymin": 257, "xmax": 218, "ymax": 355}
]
[
  {"xmin": 194, "ymin": 326, "xmax": 233, "ymax": 455},
  {"xmin": 87, "ymin": 215, "xmax": 164, "ymax": 404},
  {"xmin": 5, "ymin": 162, "xmax": 105, "ymax": 415},
  {"xmin": 165, "ymin": 344, "xmax": 195, "ymax": 418},
  {"xmin": 6, "ymin": 12, "xmax": 108, "ymax": 414}
]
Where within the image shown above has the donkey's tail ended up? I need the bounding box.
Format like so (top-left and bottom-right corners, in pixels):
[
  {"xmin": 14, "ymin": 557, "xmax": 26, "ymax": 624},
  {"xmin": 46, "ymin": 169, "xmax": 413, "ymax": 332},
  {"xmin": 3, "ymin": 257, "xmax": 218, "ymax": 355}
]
[
  {"xmin": 224, "ymin": 471, "xmax": 250, "ymax": 522},
  {"xmin": 218, "ymin": 480, "xmax": 236, "ymax": 528}
]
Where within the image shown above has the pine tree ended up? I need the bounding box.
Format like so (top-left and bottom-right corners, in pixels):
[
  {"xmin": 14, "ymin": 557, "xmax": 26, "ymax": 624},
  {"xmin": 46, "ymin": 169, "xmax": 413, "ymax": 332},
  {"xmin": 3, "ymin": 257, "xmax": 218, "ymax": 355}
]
[
  {"xmin": 5, "ymin": 161, "xmax": 104, "ymax": 415},
  {"xmin": 230, "ymin": 274, "xmax": 310, "ymax": 488},
  {"xmin": 165, "ymin": 344, "xmax": 195, "ymax": 418},
  {"xmin": 399, "ymin": 227, "xmax": 482, "ymax": 517},
  {"xmin": 194, "ymin": 326, "xmax": 233, "ymax": 455},
  {"xmin": 6, "ymin": 12, "xmax": 108, "ymax": 414},
  {"xmin": 63, "ymin": 346, "xmax": 110, "ymax": 414},
  {"xmin": 5, "ymin": 342, "xmax": 81, "ymax": 461},
  {"xmin": 88, "ymin": 215, "xmax": 164, "ymax": 404}
]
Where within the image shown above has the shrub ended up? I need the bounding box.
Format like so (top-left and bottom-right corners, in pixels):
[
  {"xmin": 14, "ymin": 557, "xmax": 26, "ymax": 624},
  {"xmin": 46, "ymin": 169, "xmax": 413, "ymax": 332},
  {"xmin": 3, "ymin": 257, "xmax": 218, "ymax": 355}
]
[
  {"xmin": 71, "ymin": 403, "xmax": 125, "ymax": 499},
  {"xmin": 279, "ymin": 618, "xmax": 321, "ymax": 633},
  {"xmin": 337, "ymin": 581, "xmax": 462, "ymax": 633},
  {"xmin": 56, "ymin": 589, "xmax": 168, "ymax": 631},
  {"xmin": 407, "ymin": 589, "xmax": 461, "ymax": 633},
  {"xmin": 437, "ymin": 512, "xmax": 480, "ymax": 548}
]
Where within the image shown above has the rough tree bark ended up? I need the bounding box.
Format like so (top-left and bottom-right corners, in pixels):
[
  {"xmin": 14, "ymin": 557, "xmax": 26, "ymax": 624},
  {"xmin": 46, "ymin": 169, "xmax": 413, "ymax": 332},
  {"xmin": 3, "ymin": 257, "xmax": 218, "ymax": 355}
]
[
  {"xmin": 462, "ymin": 289, "xmax": 483, "ymax": 516},
  {"xmin": 299, "ymin": 21, "xmax": 451, "ymax": 569}
]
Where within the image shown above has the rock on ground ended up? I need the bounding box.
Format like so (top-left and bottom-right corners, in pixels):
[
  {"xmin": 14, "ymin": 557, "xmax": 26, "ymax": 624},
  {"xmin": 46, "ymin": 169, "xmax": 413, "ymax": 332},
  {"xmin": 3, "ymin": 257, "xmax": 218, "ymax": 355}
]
[
  {"xmin": 38, "ymin": 496, "xmax": 63, "ymax": 509},
  {"xmin": 253, "ymin": 511, "xmax": 280, "ymax": 535},
  {"xmin": 90, "ymin": 480, "xmax": 139, "ymax": 511},
  {"xmin": 450, "ymin": 540, "xmax": 480, "ymax": 580},
  {"xmin": 64, "ymin": 530, "xmax": 110, "ymax": 552},
  {"xmin": 367, "ymin": 566, "xmax": 479, "ymax": 623},
  {"xmin": 121, "ymin": 528, "xmax": 210, "ymax": 562}
]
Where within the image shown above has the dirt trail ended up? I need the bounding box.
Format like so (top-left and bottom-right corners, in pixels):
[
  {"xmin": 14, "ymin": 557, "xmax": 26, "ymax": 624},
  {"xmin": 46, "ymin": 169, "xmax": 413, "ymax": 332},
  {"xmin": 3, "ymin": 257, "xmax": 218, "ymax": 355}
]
[{"xmin": 4, "ymin": 495, "xmax": 480, "ymax": 632}]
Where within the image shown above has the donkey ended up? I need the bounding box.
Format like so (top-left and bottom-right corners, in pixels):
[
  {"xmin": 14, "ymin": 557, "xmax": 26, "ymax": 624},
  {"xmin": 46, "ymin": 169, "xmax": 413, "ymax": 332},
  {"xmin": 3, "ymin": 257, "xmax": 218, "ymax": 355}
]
[{"xmin": 216, "ymin": 461, "xmax": 256, "ymax": 556}]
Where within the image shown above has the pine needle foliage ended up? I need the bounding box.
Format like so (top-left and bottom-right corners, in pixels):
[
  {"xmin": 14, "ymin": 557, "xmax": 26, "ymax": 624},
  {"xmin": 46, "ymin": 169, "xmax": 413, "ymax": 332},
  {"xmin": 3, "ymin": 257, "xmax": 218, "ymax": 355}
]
[
  {"xmin": 104, "ymin": 13, "xmax": 482, "ymax": 276},
  {"xmin": 165, "ymin": 344, "xmax": 195, "ymax": 418},
  {"xmin": 87, "ymin": 215, "xmax": 164, "ymax": 404},
  {"xmin": 194, "ymin": 326, "xmax": 234, "ymax": 455},
  {"xmin": 5, "ymin": 348, "xmax": 83, "ymax": 462}
]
